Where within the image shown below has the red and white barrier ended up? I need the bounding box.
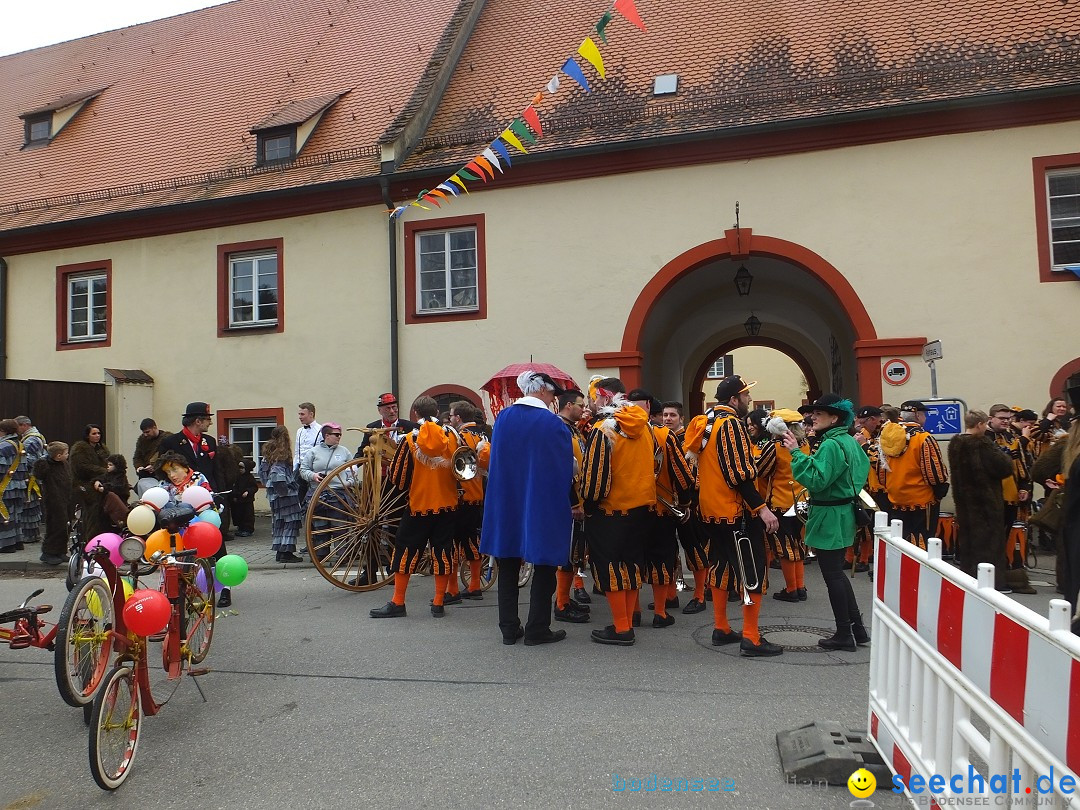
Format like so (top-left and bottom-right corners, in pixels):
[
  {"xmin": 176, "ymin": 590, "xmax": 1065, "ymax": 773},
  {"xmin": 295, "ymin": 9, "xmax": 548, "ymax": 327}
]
[{"xmin": 868, "ymin": 512, "xmax": 1080, "ymax": 806}]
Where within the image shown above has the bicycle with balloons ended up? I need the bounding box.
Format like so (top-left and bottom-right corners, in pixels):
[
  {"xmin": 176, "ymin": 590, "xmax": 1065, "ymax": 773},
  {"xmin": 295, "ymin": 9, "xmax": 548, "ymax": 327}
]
[{"xmin": 85, "ymin": 485, "xmax": 249, "ymax": 790}]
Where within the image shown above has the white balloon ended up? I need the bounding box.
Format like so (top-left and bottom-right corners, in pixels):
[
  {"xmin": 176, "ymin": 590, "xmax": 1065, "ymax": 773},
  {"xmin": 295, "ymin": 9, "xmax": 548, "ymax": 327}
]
[
  {"xmin": 127, "ymin": 504, "xmax": 157, "ymax": 536},
  {"xmin": 181, "ymin": 486, "xmax": 214, "ymax": 510},
  {"xmin": 139, "ymin": 486, "xmax": 170, "ymax": 510}
]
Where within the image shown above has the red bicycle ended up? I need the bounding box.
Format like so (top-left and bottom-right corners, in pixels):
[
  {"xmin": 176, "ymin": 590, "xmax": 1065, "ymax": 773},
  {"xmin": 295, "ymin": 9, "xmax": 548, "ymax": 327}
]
[{"xmin": 88, "ymin": 505, "xmax": 215, "ymax": 790}]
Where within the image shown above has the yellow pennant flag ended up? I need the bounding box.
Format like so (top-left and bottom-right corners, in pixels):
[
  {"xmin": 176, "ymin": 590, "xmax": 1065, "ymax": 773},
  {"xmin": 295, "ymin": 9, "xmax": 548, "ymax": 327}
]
[
  {"xmin": 578, "ymin": 37, "xmax": 605, "ymax": 79},
  {"xmin": 449, "ymin": 175, "xmax": 470, "ymax": 194},
  {"xmin": 501, "ymin": 129, "xmax": 528, "ymax": 154}
]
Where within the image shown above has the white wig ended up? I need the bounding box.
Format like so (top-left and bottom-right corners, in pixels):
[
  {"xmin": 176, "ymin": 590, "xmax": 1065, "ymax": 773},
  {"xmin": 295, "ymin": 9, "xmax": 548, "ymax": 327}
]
[{"xmin": 517, "ymin": 370, "xmax": 548, "ymax": 396}]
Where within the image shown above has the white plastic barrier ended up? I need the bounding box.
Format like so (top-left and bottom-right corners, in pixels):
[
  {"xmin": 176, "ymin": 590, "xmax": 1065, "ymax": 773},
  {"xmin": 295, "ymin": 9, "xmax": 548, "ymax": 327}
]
[{"xmin": 868, "ymin": 511, "xmax": 1080, "ymax": 806}]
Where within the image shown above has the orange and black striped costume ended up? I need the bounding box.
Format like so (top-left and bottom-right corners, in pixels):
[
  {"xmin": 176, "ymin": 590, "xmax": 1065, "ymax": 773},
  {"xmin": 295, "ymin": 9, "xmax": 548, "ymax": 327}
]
[
  {"xmin": 448, "ymin": 422, "xmax": 490, "ymax": 596},
  {"xmin": 881, "ymin": 421, "xmax": 948, "ymax": 550},
  {"xmin": 760, "ymin": 437, "xmax": 811, "ymax": 584},
  {"xmin": 645, "ymin": 424, "xmax": 694, "ymax": 592}
]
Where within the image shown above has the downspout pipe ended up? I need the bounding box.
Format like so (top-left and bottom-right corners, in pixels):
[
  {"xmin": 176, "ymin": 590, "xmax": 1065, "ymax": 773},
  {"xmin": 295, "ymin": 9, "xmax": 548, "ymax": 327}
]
[
  {"xmin": 379, "ymin": 179, "xmax": 400, "ymax": 399},
  {"xmin": 0, "ymin": 257, "xmax": 7, "ymax": 380}
]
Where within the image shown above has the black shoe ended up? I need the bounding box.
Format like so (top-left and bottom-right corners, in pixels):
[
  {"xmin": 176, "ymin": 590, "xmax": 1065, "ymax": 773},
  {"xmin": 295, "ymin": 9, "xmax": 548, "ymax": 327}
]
[
  {"xmin": 348, "ymin": 571, "xmax": 371, "ymax": 587},
  {"xmin": 440, "ymin": 592, "xmax": 463, "ymax": 606},
  {"xmin": 773, "ymin": 589, "xmax": 800, "ymax": 602},
  {"xmin": 740, "ymin": 636, "xmax": 783, "ymax": 657},
  {"xmin": 818, "ymin": 632, "xmax": 856, "ymax": 652},
  {"xmin": 0, "ymin": 545, "xmax": 18, "ymax": 554},
  {"xmin": 430, "ymin": 604, "xmax": 445, "ymax": 617},
  {"xmin": 797, "ymin": 588, "xmax": 808, "ymax": 601},
  {"xmin": 711, "ymin": 628, "xmax": 742, "ymax": 646},
  {"xmin": 459, "ymin": 589, "xmax": 484, "ymax": 601},
  {"xmin": 370, "ymin": 601, "xmax": 406, "ymax": 618},
  {"xmin": 647, "ymin": 597, "xmax": 680, "ymax": 611},
  {"xmin": 276, "ymin": 552, "xmax": 303, "ymax": 563},
  {"xmin": 853, "ymin": 626, "xmax": 871, "ymax": 646},
  {"xmin": 632, "ymin": 611, "xmax": 641, "ymax": 627},
  {"xmin": 652, "ymin": 613, "xmax": 675, "ymax": 628},
  {"xmin": 591, "ymin": 625, "xmax": 635, "ymax": 646},
  {"xmin": 39, "ymin": 554, "xmax": 66, "ymax": 565},
  {"xmin": 554, "ymin": 604, "xmax": 590, "ymax": 623},
  {"xmin": 854, "ymin": 562, "xmax": 870, "ymax": 573},
  {"xmin": 502, "ymin": 627, "xmax": 524, "ymax": 645},
  {"xmin": 572, "ymin": 587, "xmax": 591, "ymax": 604},
  {"xmin": 217, "ymin": 589, "xmax": 232, "ymax": 608},
  {"xmin": 567, "ymin": 598, "xmax": 590, "ymax": 613},
  {"xmin": 682, "ymin": 598, "xmax": 707, "ymax": 614},
  {"xmin": 524, "ymin": 629, "xmax": 567, "ymax": 646}
]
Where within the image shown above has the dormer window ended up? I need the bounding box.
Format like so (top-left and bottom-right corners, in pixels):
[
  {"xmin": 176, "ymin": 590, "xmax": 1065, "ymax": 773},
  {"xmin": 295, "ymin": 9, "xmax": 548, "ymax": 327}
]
[
  {"xmin": 20, "ymin": 87, "xmax": 106, "ymax": 148},
  {"xmin": 257, "ymin": 127, "xmax": 297, "ymax": 165},
  {"xmin": 250, "ymin": 92, "xmax": 345, "ymax": 167}
]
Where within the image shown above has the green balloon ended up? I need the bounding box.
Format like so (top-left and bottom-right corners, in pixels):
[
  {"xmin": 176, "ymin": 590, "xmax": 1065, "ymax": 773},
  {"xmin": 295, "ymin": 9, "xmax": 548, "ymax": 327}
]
[{"xmin": 215, "ymin": 554, "xmax": 249, "ymax": 587}]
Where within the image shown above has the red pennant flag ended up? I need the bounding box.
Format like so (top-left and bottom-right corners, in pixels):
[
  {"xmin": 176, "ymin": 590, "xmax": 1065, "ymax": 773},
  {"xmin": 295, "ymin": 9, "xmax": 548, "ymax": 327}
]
[
  {"xmin": 614, "ymin": 0, "xmax": 646, "ymax": 31},
  {"xmin": 422, "ymin": 193, "xmax": 442, "ymax": 207},
  {"xmin": 521, "ymin": 105, "xmax": 543, "ymax": 138},
  {"xmin": 465, "ymin": 161, "xmax": 489, "ymax": 182}
]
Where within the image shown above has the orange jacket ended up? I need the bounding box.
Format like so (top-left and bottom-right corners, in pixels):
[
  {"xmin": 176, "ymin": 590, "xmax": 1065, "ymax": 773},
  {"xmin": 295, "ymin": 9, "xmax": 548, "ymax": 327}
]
[
  {"xmin": 763, "ymin": 439, "xmax": 809, "ymax": 511},
  {"xmin": 580, "ymin": 403, "xmax": 656, "ymax": 514},
  {"xmin": 881, "ymin": 423, "xmax": 948, "ymax": 509},
  {"xmin": 389, "ymin": 420, "xmax": 460, "ymax": 514},
  {"xmin": 651, "ymin": 424, "xmax": 694, "ymax": 518},
  {"xmin": 455, "ymin": 423, "xmax": 489, "ymax": 505},
  {"xmin": 683, "ymin": 405, "xmax": 763, "ymax": 523}
]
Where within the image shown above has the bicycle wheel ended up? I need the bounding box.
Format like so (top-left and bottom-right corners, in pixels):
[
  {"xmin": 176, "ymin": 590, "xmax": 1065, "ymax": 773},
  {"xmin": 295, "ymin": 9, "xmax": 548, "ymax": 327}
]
[
  {"xmin": 183, "ymin": 559, "xmax": 215, "ymax": 664},
  {"xmin": 54, "ymin": 575, "xmax": 115, "ymax": 707},
  {"xmin": 459, "ymin": 554, "xmax": 498, "ymax": 591},
  {"xmin": 305, "ymin": 457, "xmax": 405, "ymax": 592},
  {"xmin": 518, "ymin": 562, "xmax": 534, "ymax": 588},
  {"xmin": 89, "ymin": 665, "xmax": 142, "ymax": 790}
]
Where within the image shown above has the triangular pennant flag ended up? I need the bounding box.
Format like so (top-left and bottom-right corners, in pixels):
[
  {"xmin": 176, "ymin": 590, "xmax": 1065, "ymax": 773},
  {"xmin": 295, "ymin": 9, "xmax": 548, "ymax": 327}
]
[
  {"xmin": 477, "ymin": 155, "xmax": 496, "ymax": 179},
  {"xmin": 613, "ymin": 0, "xmax": 646, "ymax": 31},
  {"xmin": 596, "ymin": 11, "xmax": 613, "ymax": 43},
  {"xmin": 578, "ymin": 37, "xmax": 605, "ymax": 79},
  {"xmin": 429, "ymin": 189, "xmax": 449, "ymax": 202},
  {"xmin": 501, "ymin": 129, "xmax": 528, "ymax": 154},
  {"xmin": 490, "ymin": 139, "xmax": 513, "ymax": 167},
  {"xmin": 546, "ymin": 75, "xmax": 561, "ymax": 94},
  {"xmin": 531, "ymin": 92, "xmax": 544, "ymax": 106},
  {"xmin": 422, "ymin": 193, "xmax": 443, "ymax": 207},
  {"xmin": 438, "ymin": 182, "xmax": 460, "ymax": 197},
  {"xmin": 410, "ymin": 201, "xmax": 432, "ymax": 210},
  {"xmin": 560, "ymin": 58, "xmax": 591, "ymax": 92},
  {"xmin": 521, "ymin": 105, "xmax": 543, "ymax": 138},
  {"xmin": 390, "ymin": 206, "xmax": 406, "ymax": 219},
  {"xmin": 481, "ymin": 148, "xmax": 504, "ymax": 173},
  {"xmin": 509, "ymin": 119, "xmax": 537, "ymax": 146},
  {"xmin": 459, "ymin": 168, "xmax": 481, "ymax": 181},
  {"xmin": 449, "ymin": 175, "xmax": 470, "ymax": 194},
  {"xmin": 464, "ymin": 161, "xmax": 489, "ymax": 182}
]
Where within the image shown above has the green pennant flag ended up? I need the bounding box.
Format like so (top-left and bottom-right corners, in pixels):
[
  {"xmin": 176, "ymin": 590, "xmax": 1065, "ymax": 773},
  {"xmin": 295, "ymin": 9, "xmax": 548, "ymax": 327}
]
[
  {"xmin": 459, "ymin": 169, "xmax": 481, "ymax": 181},
  {"xmin": 596, "ymin": 11, "xmax": 612, "ymax": 43},
  {"xmin": 510, "ymin": 119, "xmax": 537, "ymax": 145}
]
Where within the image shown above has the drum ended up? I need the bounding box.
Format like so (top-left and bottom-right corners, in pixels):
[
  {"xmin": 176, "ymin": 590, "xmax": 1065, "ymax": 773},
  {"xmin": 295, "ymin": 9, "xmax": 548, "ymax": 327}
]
[{"xmin": 936, "ymin": 511, "xmax": 955, "ymax": 554}]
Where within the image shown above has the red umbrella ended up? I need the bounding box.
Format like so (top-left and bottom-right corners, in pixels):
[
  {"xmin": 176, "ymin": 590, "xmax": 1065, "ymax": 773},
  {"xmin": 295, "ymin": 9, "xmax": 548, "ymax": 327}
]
[{"xmin": 481, "ymin": 363, "xmax": 580, "ymax": 418}]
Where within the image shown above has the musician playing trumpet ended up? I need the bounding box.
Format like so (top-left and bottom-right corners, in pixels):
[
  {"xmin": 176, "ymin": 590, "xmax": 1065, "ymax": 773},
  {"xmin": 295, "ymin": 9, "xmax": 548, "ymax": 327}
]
[
  {"xmin": 758, "ymin": 409, "xmax": 811, "ymax": 603},
  {"xmin": 782, "ymin": 394, "xmax": 872, "ymax": 652},
  {"xmin": 683, "ymin": 376, "xmax": 782, "ymax": 658}
]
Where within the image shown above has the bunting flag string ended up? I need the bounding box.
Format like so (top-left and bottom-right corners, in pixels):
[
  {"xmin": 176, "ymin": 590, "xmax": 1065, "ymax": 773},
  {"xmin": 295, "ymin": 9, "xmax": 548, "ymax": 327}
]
[{"xmin": 390, "ymin": 0, "xmax": 647, "ymax": 219}]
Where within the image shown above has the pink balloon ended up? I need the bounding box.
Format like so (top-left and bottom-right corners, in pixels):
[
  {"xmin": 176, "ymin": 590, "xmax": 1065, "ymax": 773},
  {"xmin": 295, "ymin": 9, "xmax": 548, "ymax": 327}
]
[
  {"xmin": 181, "ymin": 486, "xmax": 214, "ymax": 510},
  {"xmin": 85, "ymin": 532, "xmax": 124, "ymax": 567}
]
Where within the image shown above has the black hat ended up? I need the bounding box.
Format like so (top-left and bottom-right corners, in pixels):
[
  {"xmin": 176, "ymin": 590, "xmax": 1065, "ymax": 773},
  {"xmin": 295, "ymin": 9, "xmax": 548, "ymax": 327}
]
[
  {"xmin": 899, "ymin": 400, "xmax": 927, "ymax": 412},
  {"xmin": 799, "ymin": 394, "xmax": 854, "ymax": 420},
  {"xmin": 532, "ymin": 372, "xmax": 565, "ymax": 396},
  {"xmin": 182, "ymin": 402, "xmax": 213, "ymax": 418},
  {"xmin": 626, "ymin": 388, "xmax": 653, "ymax": 403},
  {"xmin": 1014, "ymin": 409, "xmax": 1038, "ymax": 422},
  {"xmin": 714, "ymin": 375, "xmax": 756, "ymax": 402},
  {"xmin": 1067, "ymin": 384, "xmax": 1080, "ymax": 412},
  {"xmin": 856, "ymin": 406, "xmax": 883, "ymax": 418}
]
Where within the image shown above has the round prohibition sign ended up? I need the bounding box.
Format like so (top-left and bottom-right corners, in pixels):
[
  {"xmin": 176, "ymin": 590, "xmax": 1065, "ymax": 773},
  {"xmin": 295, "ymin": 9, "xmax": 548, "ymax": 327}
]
[{"xmin": 882, "ymin": 358, "xmax": 911, "ymax": 386}]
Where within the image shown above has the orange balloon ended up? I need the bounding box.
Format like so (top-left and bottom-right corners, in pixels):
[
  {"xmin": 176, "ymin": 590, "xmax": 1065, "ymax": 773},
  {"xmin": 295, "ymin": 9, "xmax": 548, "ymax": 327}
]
[{"xmin": 145, "ymin": 529, "xmax": 181, "ymax": 559}]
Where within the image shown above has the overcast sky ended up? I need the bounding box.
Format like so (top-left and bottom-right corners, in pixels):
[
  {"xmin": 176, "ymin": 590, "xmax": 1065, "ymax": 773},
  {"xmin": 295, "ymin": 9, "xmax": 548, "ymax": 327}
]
[{"xmin": 1, "ymin": 0, "xmax": 231, "ymax": 57}]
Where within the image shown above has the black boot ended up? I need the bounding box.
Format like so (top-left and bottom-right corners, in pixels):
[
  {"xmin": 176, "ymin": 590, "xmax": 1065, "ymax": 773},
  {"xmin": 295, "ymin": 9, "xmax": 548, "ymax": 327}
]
[
  {"xmin": 818, "ymin": 624, "xmax": 856, "ymax": 651},
  {"xmin": 851, "ymin": 613, "xmax": 871, "ymax": 646}
]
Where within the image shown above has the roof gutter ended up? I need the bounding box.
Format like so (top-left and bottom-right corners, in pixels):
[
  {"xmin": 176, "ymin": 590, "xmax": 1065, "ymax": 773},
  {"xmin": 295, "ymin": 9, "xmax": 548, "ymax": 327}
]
[
  {"xmin": 379, "ymin": 178, "xmax": 400, "ymax": 401},
  {"xmin": 0, "ymin": 257, "xmax": 7, "ymax": 379}
]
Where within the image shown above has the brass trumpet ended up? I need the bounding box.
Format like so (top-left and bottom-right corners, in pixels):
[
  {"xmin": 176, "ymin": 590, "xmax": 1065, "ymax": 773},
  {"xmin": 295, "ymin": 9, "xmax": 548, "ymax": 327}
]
[
  {"xmin": 732, "ymin": 525, "xmax": 760, "ymax": 606},
  {"xmin": 451, "ymin": 445, "xmax": 479, "ymax": 481}
]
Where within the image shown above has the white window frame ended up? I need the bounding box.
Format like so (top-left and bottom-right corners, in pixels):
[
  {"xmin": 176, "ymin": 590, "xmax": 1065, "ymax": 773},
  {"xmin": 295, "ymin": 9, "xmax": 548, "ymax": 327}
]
[
  {"xmin": 228, "ymin": 420, "xmax": 278, "ymax": 480},
  {"xmin": 706, "ymin": 357, "xmax": 727, "ymax": 379},
  {"xmin": 228, "ymin": 251, "xmax": 279, "ymax": 328},
  {"xmin": 415, "ymin": 227, "xmax": 479, "ymax": 314},
  {"xmin": 1048, "ymin": 169, "xmax": 1080, "ymax": 272},
  {"xmin": 66, "ymin": 271, "xmax": 108, "ymax": 342}
]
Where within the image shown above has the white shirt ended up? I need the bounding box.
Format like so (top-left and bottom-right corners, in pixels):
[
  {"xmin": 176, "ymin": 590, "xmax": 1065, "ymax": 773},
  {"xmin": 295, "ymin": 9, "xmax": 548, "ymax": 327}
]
[{"xmin": 294, "ymin": 420, "xmax": 323, "ymax": 467}]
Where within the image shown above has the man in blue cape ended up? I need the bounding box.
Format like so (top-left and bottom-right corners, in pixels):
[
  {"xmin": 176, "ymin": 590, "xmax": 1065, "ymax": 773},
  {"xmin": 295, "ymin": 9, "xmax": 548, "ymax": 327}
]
[{"xmin": 481, "ymin": 370, "xmax": 575, "ymax": 646}]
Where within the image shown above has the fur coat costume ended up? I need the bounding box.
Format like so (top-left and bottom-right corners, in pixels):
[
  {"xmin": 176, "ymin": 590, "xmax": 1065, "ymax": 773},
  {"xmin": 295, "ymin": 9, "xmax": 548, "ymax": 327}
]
[{"xmin": 947, "ymin": 433, "xmax": 1014, "ymax": 586}]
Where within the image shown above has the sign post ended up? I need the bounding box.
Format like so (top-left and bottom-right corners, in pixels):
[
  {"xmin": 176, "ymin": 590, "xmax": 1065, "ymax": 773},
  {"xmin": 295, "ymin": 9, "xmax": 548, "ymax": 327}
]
[{"xmin": 922, "ymin": 340, "xmax": 943, "ymax": 398}]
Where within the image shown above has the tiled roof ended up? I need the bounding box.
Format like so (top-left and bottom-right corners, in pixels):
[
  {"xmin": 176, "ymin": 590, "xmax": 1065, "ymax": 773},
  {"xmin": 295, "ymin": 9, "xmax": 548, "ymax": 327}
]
[
  {"xmin": 0, "ymin": 0, "xmax": 462, "ymax": 229},
  {"xmin": 400, "ymin": 0, "xmax": 1080, "ymax": 172},
  {"xmin": 251, "ymin": 93, "xmax": 345, "ymax": 132},
  {"xmin": 20, "ymin": 86, "xmax": 107, "ymax": 119}
]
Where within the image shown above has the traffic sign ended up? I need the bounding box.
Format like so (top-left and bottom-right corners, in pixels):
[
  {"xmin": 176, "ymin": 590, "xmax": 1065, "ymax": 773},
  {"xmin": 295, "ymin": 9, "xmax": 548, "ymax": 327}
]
[
  {"xmin": 922, "ymin": 340, "xmax": 943, "ymax": 362},
  {"xmin": 922, "ymin": 400, "xmax": 964, "ymax": 438},
  {"xmin": 882, "ymin": 359, "xmax": 911, "ymax": 386}
]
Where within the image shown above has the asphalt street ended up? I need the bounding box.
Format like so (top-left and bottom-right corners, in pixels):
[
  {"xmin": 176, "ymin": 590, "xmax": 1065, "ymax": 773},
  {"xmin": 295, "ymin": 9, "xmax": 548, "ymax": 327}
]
[{"xmin": 0, "ymin": 547, "xmax": 1063, "ymax": 810}]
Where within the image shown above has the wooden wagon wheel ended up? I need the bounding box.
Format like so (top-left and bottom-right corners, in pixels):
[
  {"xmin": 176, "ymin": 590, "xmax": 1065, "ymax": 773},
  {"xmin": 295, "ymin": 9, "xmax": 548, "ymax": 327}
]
[{"xmin": 305, "ymin": 430, "xmax": 407, "ymax": 592}]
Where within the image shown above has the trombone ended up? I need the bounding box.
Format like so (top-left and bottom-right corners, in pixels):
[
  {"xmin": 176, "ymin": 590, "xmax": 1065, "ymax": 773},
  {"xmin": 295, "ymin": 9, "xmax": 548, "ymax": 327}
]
[
  {"xmin": 731, "ymin": 524, "xmax": 760, "ymax": 606},
  {"xmin": 656, "ymin": 480, "xmax": 691, "ymax": 523}
]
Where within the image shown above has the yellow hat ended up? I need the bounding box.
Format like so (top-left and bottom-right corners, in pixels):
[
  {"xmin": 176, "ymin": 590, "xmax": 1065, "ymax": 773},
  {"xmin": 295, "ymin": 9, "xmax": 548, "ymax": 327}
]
[{"xmin": 771, "ymin": 408, "xmax": 803, "ymax": 424}]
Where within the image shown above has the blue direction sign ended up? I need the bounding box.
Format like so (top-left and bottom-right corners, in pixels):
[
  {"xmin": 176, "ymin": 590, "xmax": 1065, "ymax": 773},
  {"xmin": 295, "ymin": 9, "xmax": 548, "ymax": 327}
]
[{"xmin": 922, "ymin": 399, "xmax": 965, "ymax": 438}]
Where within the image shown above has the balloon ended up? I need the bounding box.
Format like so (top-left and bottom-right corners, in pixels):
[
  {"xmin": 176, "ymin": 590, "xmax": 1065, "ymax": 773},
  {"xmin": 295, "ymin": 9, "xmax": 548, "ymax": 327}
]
[
  {"xmin": 90, "ymin": 577, "xmax": 135, "ymax": 617},
  {"xmin": 144, "ymin": 528, "xmax": 179, "ymax": 559},
  {"xmin": 196, "ymin": 508, "xmax": 221, "ymax": 528},
  {"xmin": 126, "ymin": 504, "xmax": 157, "ymax": 536},
  {"xmin": 123, "ymin": 589, "xmax": 171, "ymax": 636},
  {"xmin": 139, "ymin": 486, "xmax": 170, "ymax": 511},
  {"xmin": 184, "ymin": 522, "xmax": 222, "ymax": 558},
  {"xmin": 181, "ymin": 486, "xmax": 214, "ymax": 511},
  {"xmin": 85, "ymin": 532, "xmax": 124, "ymax": 567},
  {"xmin": 215, "ymin": 554, "xmax": 249, "ymax": 587},
  {"xmin": 122, "ymin": 577, "xmax": 134, "ymax": 601}
]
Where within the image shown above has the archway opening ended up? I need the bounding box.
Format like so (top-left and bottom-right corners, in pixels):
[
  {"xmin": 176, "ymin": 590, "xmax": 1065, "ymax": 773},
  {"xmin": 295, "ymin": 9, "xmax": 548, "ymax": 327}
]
[{"xmin": 694, "ymin": 345, "xmax": 815, "ymax": 414}]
